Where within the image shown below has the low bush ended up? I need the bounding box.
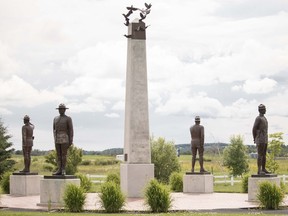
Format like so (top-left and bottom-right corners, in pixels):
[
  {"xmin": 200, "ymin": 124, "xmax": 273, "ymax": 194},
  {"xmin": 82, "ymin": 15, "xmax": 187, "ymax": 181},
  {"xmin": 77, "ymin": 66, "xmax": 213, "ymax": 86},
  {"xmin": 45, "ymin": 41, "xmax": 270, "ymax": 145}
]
[
  {"xmin": 76, "ymin": 173, "xmax": 92, "ymax": 192},
  {"xmin": 80, "ymin": 160, "xmax": 91, "ymax": 166},
  {"xmin": 257, "ymin": 181, "xmax": 285, "ymax": 209},
  {"xmin": 241, "ymin": 174, "xmax": 249, "ymax": 193},
  {"xmin": 144, "ymin": 179, "xmax": 172, "ymax": 212},
  {"xmin": 106, "ymin": 173, "xmax": 120, "ymax": 185},
  {"xmin": 42, "ymin": 164, "xmax": 54, "ymax": 172},
  {"xmin": 0, "ymin": 171, "xmax": 12, "ymax": 194},
  {"xmin": 169, "ymin": 172, "xmax": 183, "ymax": 192},
  {"xmin": 99, "ymin": 181, "xmax": 125, "ymax": 213},
  {"xmin": 94, "ymin": 158, "xmax": 119, "ymax": 166},
  {"xmin": 63, "ymin": 184, "xmax": 86, "ymax": 212}
]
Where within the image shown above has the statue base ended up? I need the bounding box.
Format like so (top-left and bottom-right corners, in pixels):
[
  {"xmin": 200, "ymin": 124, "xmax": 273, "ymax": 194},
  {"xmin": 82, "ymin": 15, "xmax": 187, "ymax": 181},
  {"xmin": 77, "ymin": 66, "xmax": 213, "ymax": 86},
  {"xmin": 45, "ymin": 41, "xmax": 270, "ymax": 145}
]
[
  {"xmin": 10, "ymin": 173, "xmax": 43, "ymax": 196},
  {"xmin": 37, "ymin": 175, "xmax": 80, "ymax": 207},
  {"xmin": 183, "ymin": 173, "xmax": 213, "ymax": 193},
  {"xmin": 248, "ymin": 174, "xmax": 280, "ymax": 201},
  {"xmin": 120, "ymin": 163, "xmax": 154, "ymax": 198}
]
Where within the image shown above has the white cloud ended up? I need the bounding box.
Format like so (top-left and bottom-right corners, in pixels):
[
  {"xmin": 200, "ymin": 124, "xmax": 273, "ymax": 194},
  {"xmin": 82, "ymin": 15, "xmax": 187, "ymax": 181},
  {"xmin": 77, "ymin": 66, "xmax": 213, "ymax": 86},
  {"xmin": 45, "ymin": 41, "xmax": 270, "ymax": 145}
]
[
  {"xmin": 242, "ymin": 78, "xmax": 277, "ymax": 94},
  {"xmin": 105, "ymin": 113, "xmax": 120, "ymax": 118},
  {"xmin": 0, "ymin": 75, "xmax": 63, "ymax": 108}
]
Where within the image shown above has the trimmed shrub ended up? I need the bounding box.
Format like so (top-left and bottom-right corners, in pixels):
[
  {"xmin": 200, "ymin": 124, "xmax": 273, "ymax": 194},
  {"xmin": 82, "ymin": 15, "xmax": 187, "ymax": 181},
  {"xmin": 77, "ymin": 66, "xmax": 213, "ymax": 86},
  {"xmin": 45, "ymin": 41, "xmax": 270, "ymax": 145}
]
[
  {"xmin": 99, "ymin": 181, "xmax": 125, "ymax": 213},
  {"xmin": 241, "ymin": 174, "xmax": 249, "ymax": 193},
  {"xmin": 80, "ymin": 160, "xmax": 91, "ymax": 166},
  {"xmin": 0, "ymin": 171, "xmax": 11, "ymax": 194},
  {"xmin": 169, "ymin": 172, "xmax": 183, "ymax": 192},
  {"xmin": 144, "ymin": 179, "xmax": 172, "ymax": 212},
  {"xmin": 106, "ymin": 173, "xmax": 120, "ymax": 185},
  {"xmin": 63, "ymin": 184, "xmax": 86, "ymax": 212},
  {"xmin": 257, "ymin": 181, "xmax": 285, "ymax": 209},
  {"xmin": 94, "ymin": 158, "xmax": 119, "ymax": 166},
  {"xmin": 76, "ymin": 173, "xmax": 92, "ymax": 192}
]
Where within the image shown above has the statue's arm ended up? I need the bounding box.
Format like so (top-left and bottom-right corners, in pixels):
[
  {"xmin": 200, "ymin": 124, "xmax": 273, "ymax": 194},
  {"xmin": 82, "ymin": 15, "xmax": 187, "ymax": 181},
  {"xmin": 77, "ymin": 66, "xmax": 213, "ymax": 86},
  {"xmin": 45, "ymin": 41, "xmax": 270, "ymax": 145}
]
[
  {"xmin": 68, "ymin": 117, "xmax": 74, "ymax": 145},
  {"xmin": 252, "ymin": 117, "xmax": 260, "ymax": 143},
  {"xmin": 22, "ymin": 126, "xmax": 26, "ymax": 145},
  {"xmin": 201, "ymin": 126, "xmax": 204, "ymax": 146}
]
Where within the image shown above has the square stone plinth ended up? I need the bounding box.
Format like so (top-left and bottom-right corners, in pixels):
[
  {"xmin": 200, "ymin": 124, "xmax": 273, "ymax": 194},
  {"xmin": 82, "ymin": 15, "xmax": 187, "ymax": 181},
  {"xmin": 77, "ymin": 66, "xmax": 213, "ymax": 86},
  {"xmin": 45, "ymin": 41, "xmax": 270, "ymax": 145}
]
[
  {"xmin": 183, "ymin": 173, "xmax": 213, "ymax": 193},
  {"xmin": 248, "ymin": 175, "xmax": 280, "ymax": 201},
  {"xmin": 120, "ymin": 163, "xmax": 154, "ymax": 198},
  {"xmin": 38, "ymin": 176, "xmax": 80, "ymax": 207},
  {"xmin": 10, "ymin": 173, "xmax": 43, "ymax": 196}
]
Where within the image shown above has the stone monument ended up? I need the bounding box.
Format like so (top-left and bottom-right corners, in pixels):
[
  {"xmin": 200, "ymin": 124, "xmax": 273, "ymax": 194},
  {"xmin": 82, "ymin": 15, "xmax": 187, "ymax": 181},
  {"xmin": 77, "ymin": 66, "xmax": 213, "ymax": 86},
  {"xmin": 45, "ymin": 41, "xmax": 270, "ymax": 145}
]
[
  {"xmin": 248, "ymin": 104, "xmax": 280, "ymax": 201},
  {"xmin": 120, "ymin": 3, "xmax": 154, "ymax": 198},
  {"xmin": 183, "ymin": 116, "xmax": 213, "ymax": 193},
  {"xmin": 10, "ymin": 115, "xmax": 42, "ymax": 196}
]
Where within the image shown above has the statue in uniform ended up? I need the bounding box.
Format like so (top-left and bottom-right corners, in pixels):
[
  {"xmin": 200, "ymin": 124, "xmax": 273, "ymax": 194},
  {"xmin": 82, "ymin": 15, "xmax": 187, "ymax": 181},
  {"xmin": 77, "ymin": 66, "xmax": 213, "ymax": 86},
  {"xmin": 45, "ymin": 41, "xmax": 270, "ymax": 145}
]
[
  {"xmin": 53, "ymin": 103, "xmax": 73, "ymax": 175},
  {"xmin": 252, "ymin": 104, "xmax": 270, "ymax": 175},
  {"xmin": 20, "ymin": 115, "xmax": 34, "ymax": 173},
  {"xmin": 190, "ymin": 116, "xmax": 208, "ymax": 173}
]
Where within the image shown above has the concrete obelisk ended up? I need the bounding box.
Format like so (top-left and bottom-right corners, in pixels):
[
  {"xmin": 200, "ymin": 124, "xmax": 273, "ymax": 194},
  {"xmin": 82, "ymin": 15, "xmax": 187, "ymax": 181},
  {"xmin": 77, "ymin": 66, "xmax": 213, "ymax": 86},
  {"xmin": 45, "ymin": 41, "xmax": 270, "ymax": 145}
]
[{"xmin": 120, "ymin": 18, "xmax": 154, "ymax": 198}]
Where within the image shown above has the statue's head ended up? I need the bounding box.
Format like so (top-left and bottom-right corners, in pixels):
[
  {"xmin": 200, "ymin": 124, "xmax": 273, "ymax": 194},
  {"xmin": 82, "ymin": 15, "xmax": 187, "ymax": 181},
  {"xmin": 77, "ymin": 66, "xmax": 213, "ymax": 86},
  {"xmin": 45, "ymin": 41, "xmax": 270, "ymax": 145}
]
[
  {"xmin": 56, "ymin": 103, "xmax": 69, "ymax": 115},
  {"xmin": 23, "ymin": 115, "xmax": 30, "ymax": 123},
  {"xmin": 258, "ymin": 104, "xmax": 266, "ymax": 114},
  {"xmin": 195, "ymin": 116, "xmax": 200, "ymax": 123}
]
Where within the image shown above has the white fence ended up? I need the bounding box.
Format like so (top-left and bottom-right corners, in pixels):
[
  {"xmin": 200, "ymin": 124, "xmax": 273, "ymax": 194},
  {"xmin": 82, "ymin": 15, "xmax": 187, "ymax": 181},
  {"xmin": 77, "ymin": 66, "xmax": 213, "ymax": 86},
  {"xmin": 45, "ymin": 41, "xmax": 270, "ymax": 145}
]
[
  {"xmin": 214, "ymin": 175, "xmax": 288, "ymax": 186},
  {"xmin": 86, "ymin": 174, "xmax": 106, "ymax": 183},
  {"xmin": 86, "ymin": 174, "xmax": 288, "ymax": 186}
]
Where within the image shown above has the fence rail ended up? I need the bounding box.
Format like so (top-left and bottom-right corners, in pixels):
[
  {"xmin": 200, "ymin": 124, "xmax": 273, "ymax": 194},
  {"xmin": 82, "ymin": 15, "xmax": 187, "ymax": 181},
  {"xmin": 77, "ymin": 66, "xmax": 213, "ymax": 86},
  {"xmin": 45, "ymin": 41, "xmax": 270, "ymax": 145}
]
[
  {"xmin": 86, "ymin": 174, "xmax": 106, "ymax": 183},
  {"xmin": 86, "ymin": 174, "xmax": 288, "ymax": 186},
  {"xmin": 214, "ymin": 174, "xmax": 288, "ymax": 186}
]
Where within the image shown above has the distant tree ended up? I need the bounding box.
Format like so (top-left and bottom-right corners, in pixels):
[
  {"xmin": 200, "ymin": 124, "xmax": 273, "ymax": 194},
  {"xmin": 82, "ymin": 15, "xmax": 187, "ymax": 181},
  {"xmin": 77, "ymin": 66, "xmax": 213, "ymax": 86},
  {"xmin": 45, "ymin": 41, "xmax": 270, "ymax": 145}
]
[
  {"xmin": 266, "ymin": 132, "xmax": 285, "ymax": 173},
  {"xmin": 223, "ymin": 135, "xmax": 249, "ymax": 177},
  {"xmin": 151, "ymin": 136, "xmax": 181, "ymax": 183},
  {"xmin": 0, "ymin": 118, "xmax": 16, "ymax": 179},
  {"xmin": 44, "ymin": 144, "xmax": 83, "ymax": 175}
]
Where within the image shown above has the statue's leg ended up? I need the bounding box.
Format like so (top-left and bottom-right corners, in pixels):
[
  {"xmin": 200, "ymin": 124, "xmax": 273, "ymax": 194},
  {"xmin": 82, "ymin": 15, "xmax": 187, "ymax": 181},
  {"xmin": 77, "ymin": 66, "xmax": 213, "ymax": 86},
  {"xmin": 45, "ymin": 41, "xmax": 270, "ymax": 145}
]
[
  {"xmin": 20, "ymin": 146, "xmax": 28, "ymax": 172},
  {"xmin": 53, "ymin": 144, "xmax": 62, "ymax": 175},
  {"xmin": 26, "ymin": 146, "xmax": 32, "ymax": 172},
  {"xmin": 199, "ymin": 146, "xmax": 207, "ymax": 172},
  {"xmin": 60, "ymin": 143, "xmax": 69, "ymax": 175},
  {"xmin": 191, "ymin": 146, "xmax": 196, "ymax": 172},
  {"xmin": 257, "ymin": 144, "xmax": 264, "ymax": 174},
  {"xmin": 262, "ymin": 143, "xmax": 270, "ymax": 173}
]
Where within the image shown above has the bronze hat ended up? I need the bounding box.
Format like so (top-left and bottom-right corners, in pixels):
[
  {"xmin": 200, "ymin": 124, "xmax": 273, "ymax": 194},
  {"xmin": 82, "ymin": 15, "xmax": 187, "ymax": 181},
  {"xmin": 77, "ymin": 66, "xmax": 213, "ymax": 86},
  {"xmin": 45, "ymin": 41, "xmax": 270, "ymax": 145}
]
[
  {"xmin": 195, "ymin": 116, "xmax": 200, "ymax": 121},
  {"xmin": 56, "ymin": 103, "xmax": 69, "ymax": 109}
]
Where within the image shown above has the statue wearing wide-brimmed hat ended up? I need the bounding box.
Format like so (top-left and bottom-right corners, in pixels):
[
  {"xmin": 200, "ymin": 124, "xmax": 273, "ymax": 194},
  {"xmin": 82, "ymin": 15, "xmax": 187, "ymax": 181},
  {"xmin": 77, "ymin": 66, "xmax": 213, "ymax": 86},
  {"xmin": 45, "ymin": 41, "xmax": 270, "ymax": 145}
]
[{"xmin": 53, "ymin": 103, "xmax": 73, "ymax": 175}]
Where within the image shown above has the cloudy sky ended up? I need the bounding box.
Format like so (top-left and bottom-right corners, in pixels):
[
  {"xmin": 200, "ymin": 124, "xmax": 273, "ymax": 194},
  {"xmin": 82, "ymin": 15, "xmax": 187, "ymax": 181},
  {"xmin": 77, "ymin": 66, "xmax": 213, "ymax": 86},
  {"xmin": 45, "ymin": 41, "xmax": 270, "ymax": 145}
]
[{"xmin": 1, "ymin": 0, "xmax": 288, "ymax": 151}]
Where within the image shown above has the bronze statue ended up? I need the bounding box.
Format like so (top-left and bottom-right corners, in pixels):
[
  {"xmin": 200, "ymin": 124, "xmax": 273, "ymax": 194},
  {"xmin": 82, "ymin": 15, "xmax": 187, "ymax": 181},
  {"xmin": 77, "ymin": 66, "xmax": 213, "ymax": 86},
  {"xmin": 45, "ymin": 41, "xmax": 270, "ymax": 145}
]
[
  {"xmin": 53, "ymin": 103, "xmax": 73, "ymax": 175},
  {"xmin": 123, "ymin": 3, "xmax": 152, "ymax": 38},
  {"xmin": 190, "ymin": 116, "xmax": 208, "ymax": 173},
  {"xmin": 252, "ymin": 104, "xmax": 270, "ymax": 175},
  {"xmin": 20, "ymin": 115, "xmax": 34, "ymax": 173}
]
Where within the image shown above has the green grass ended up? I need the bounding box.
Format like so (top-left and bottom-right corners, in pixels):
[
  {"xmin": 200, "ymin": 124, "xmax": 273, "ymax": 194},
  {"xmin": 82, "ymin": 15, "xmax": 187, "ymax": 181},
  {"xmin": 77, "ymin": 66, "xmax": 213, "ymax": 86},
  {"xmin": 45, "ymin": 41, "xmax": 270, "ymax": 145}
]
[{"xmin": 0, "ymin": 211, "xmax": 287, "ymax": 216}]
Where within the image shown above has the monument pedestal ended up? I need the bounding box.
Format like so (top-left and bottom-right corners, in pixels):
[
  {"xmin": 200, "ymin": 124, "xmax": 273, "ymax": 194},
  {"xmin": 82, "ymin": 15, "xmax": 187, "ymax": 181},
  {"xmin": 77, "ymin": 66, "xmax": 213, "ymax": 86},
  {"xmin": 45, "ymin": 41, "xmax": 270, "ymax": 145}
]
[
  {"xmin": 248, "ymin": 174, "xmax": 280, "ymax": 201},
  {"xmin": 38, "ymin": 175, "xmax": 80, "ymax": 207},
  {"xmin": 183, "ymin": 172, "xmax": 213, "ymax": 193},
  {"xmin": 120, "ymin": 163, "xmax": 154, "ymax": 198},
  {"xmin": 10, "ymin": 173, "xmax": 42, "ymax": 196}
]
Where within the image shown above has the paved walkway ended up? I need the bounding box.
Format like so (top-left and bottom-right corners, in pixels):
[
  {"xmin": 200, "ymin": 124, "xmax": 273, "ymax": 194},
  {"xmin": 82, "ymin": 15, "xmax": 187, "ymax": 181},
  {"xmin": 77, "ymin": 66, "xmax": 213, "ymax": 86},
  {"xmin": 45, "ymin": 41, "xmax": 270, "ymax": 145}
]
[{"xmin": 1, "ymin": 192, "xmax": 288, "ymax": 213}]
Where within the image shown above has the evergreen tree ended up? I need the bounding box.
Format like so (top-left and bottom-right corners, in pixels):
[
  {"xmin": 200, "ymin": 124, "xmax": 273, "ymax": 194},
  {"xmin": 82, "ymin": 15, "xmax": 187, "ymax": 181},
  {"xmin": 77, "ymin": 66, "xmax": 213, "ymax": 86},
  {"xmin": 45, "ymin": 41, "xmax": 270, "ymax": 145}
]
[
  {"xmin": 0, "ymin": 118, "xmax": 15, "ymax": 179},
  {"xmin": 223, "ymin": 135, "xmax": 249, "ymax": 177}
]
